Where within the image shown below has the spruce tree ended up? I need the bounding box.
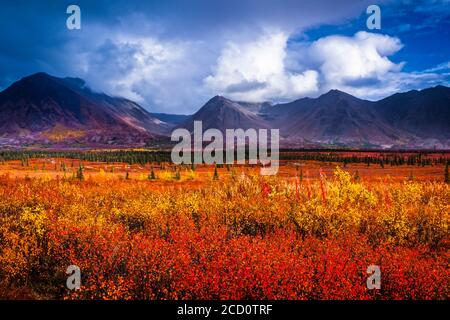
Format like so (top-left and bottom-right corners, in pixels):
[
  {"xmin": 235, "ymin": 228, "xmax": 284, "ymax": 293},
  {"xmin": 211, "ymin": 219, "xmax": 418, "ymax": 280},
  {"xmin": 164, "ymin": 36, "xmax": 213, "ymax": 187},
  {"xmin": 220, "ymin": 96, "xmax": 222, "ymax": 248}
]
[
  {"xmin": 149, "ymin": 167, "xmax": 156, "ymax": 180},
  {"xmin": 354, "ymin": 170, "xmax": 360, "ymax": 182},
  {"xmin": 445, "ymin": 162, "xmax": 449, "ymax": 184},
  {"xmin": 76, "ymin": 164, "xmax": 84, "ymax": 181},
  {"xmin": 213, "ymin": 165, "xmax": 219, "ymax": 180}
]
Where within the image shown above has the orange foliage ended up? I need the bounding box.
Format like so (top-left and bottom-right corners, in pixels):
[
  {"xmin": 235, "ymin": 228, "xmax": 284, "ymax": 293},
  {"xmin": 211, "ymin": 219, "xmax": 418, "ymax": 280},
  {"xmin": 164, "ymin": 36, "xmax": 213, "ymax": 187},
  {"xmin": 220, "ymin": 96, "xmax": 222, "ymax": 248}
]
[{"xmin": 0, "ymin": 163, "xmax": 448, "ymax": 300}]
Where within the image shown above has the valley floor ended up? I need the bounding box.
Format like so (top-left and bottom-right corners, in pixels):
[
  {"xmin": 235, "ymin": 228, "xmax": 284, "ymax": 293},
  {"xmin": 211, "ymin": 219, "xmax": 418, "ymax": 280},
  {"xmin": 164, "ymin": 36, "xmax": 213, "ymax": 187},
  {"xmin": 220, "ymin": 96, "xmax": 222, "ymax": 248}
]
[{"xmin": 0, "ymin": 155, "xmax": 448, "ymax": 299}]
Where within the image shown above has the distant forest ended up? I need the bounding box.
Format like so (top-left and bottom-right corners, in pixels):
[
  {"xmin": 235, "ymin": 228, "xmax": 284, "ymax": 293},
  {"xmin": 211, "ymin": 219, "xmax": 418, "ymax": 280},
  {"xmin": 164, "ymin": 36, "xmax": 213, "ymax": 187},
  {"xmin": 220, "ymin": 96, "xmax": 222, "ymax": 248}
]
[{"xmin": 0, "ymin": 150, "xmax": 448, "ymax": 167}]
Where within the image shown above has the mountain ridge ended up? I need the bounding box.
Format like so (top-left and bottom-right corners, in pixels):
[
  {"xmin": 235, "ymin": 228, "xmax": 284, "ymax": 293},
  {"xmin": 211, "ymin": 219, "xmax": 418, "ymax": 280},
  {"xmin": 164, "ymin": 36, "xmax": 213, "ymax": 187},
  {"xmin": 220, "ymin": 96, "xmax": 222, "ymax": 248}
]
[
  {"xmin": 0, "ymin": 72, "xmax": 170, "ymax": 147},
  {"xmin": 0, "ymin": 72, "xmax": 449, "ymax": 149}
]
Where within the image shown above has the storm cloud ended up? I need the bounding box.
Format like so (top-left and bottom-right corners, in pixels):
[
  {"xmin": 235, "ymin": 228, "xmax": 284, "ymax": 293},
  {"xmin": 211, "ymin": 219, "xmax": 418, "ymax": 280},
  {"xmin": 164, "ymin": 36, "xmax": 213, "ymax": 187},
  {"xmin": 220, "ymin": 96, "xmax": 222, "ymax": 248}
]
[{"xmin": 0, "ymin": 0, "xmax": 449, "ymax": 113}]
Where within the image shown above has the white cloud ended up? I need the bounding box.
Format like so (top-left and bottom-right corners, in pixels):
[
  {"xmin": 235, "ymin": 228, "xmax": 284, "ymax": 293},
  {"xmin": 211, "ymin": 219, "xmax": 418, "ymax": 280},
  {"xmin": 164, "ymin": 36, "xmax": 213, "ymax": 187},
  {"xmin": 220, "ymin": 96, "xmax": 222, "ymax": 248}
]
[
  {"xmin": 204, "ymin": 30, "xmax": 319, "ymax": 102},
  {"xmin": 312, "ymin": 32, "xmax": 402, "ymax": 83},
  {"xmin": 73, "ymin": 28, "xmax": 448, "ymax": 113},
  {"xmin": 203, "ymin": 31, "xmax": 412, "ymax": 103},
  {"xmin": 4, "ymin": 1, "xmax": 449, "ymax": 113},
  {"xmin": 73, "ymin": 32, "xmax": 214, "ymax": 114},
  {"xmin": 84, "ymin": 35, "xmax": 185, "ymax": 102},
  {"xmin": 423, "ymin": 60, "xmax": 450, "ymax": 72},
  {"xmin": 110, "ymin": 36, "xmax": 184, "ymax": 103},
  {"xmin": 301, "ymin": 31, "xmax": 449, "ymax": 99}
]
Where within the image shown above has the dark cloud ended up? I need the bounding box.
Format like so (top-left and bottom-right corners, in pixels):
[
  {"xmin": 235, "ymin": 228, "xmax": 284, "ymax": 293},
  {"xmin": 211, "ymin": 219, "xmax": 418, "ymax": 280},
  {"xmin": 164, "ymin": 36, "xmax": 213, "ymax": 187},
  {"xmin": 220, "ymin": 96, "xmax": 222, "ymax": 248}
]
[
  {"xmin": 0, "ymin": 0, "xmax": 448, "ymax": 112},
  {"xmin": 1, "ymin": 0, "xmax": 375, "ymax": 111}
]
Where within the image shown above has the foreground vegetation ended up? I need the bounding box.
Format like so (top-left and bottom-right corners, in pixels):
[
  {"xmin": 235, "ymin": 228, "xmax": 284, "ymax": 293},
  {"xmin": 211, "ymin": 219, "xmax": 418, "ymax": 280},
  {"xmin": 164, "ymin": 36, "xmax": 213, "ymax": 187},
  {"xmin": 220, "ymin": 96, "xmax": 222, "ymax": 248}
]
[{"xmin": 0, "ymin": 166, "xmax": 448, "ymax": 299}]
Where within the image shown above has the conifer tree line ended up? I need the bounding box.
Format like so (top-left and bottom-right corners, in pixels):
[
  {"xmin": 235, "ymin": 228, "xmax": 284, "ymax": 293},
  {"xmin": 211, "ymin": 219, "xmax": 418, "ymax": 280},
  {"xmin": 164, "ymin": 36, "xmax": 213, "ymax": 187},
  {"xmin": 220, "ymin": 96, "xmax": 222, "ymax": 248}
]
[
  {"xmin": 0, "ymin": 150, "xmax": 171, "ymax": 165},
  {"xmin": 280, "ymin": 152, "xmax": 449, "ymax": 167},
  {"xmin": 0, "ymin": 150, "xmax": 448, "ymax": 168}
]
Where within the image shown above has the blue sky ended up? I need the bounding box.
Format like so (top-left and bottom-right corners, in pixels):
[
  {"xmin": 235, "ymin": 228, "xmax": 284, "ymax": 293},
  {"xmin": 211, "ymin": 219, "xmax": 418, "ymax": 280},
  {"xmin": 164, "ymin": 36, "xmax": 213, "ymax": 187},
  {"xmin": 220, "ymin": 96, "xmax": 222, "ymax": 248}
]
[{"xmin": 0, "ymin": 0, "xmax": 449, "ymax": 113}]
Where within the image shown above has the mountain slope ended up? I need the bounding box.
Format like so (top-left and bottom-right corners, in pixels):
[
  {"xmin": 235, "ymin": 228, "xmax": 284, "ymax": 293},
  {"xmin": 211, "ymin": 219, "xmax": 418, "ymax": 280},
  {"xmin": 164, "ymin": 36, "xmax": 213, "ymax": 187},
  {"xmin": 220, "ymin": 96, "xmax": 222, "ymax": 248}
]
[
  {"xmin": 0, "ymin": 72, "xmax": 169, "ymax": 146},
  {"xmin": 179, "ymin": 96, "xmax": 271, "ymax": 132},
  {"xmin": 375, "ymin": 85, "xmax": 450, "ymax": 141},
  {"xmin": 178, "ymin": 88, "xmax": 449, "ymax": 148},
  {"xmin": 268, "ymin": 90, "xmax": 412, "ymax": 147}
]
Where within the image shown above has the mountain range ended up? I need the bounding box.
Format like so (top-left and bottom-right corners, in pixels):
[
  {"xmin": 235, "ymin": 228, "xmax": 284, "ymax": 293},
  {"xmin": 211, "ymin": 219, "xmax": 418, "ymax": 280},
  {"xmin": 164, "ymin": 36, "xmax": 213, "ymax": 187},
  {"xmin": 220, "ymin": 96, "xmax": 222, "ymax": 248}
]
[{"xmin": 0, "ymin": 72, "xmax": 449, "ymax": 149}]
